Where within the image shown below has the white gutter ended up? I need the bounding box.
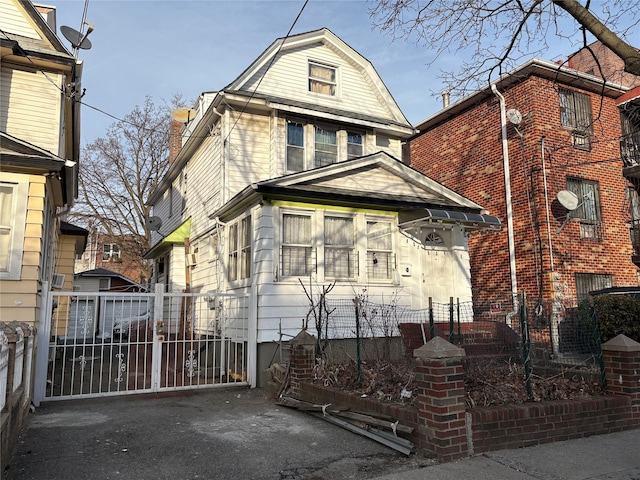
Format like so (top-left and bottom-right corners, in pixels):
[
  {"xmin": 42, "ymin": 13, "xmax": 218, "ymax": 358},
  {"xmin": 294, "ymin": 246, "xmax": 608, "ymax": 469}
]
[{"xmin": 491, "ymin": 85, "xmax": 519, "ymax": 311}]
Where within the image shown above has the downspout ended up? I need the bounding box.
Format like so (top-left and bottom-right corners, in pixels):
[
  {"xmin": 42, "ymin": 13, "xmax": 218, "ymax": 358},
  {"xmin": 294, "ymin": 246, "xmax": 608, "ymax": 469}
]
[
  {"xmin": 491, "ymin": 84, "xmax": 519, "ymax": 319},
  {"xmin": 541, "ymin": 136, "xmax": 554, "ymax": 271}
]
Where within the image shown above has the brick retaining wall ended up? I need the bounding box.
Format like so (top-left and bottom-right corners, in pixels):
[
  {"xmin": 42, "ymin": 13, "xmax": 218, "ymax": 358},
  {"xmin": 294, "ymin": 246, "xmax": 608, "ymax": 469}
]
[
  {"xmin": 469, "ymin": 395, "xmax": 636, "ymax": 455},
  {"xmin": 289, "ymin": 331, "xmax": 640, "ymax": 463}
]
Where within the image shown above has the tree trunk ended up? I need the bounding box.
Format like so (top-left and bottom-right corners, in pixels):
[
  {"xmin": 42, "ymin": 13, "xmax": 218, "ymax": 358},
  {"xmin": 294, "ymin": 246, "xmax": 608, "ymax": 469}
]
[{"xmin": 554, "ymin": 0, "xmax": 640, "ymax": 77}]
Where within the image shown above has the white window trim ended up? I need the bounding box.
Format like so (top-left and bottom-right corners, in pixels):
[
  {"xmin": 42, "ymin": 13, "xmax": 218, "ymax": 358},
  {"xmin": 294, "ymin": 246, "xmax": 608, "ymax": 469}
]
[
  {"xmin": 278, "ymin": 209, "xmax": 316, "ymax": 280},
  {"xmin": 365, "ymin": 217, "xmax": 395, "ymax": 283},
  {"xmin": 308, "ymin": 60, "xmax": 338, "ymax": 97},
  {"xmin": 0, "ymin": 173, "xmax": 29, "ymax": 280},
  {"xmin": 276, "ymin": 208, "xmax": 398, "ymax": 285},
  {"xmin": 227, "ymin": 213, "xmax": 252, "ymax": 286},
  {"xmin": 284, "ymin": 119, "xmax": 368, "ymax": 173}
]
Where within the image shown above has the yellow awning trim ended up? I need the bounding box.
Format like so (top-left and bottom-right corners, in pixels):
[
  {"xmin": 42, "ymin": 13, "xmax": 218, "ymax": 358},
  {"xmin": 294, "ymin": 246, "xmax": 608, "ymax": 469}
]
[{"xmin": 144, "ymin": 218, "xmax": 191, "ymax": 259}]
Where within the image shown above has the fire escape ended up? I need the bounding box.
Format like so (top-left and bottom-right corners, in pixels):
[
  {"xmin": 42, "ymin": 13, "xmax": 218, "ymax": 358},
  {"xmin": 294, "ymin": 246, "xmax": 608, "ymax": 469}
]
[{"xmin": 620, "ymin": 87, "xmax": 640, "ymax": 267}]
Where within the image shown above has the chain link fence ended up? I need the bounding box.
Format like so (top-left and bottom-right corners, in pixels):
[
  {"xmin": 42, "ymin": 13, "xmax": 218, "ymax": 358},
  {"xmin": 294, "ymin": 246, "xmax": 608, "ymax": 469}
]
[{"xmin": 306, "ymin": 291, "xmax": 606, "ymax": 400}]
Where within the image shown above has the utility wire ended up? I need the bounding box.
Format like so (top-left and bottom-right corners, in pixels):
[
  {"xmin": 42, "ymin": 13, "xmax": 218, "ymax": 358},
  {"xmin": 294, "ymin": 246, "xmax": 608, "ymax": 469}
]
[{"xmin": 224, "ymin": 0, "xmax": 310, "ymax": 144}]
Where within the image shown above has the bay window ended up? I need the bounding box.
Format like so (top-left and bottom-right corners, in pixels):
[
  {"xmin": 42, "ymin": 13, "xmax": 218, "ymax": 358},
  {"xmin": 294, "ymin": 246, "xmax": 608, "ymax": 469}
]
[
  {"xmin": 282, "ymin": 214, "xmax": 313, "ymax": 276},
  {"xmin": 324, "ymin": 215, "xmax": 356, "ymax": 279},
  {"xmin": 367, "ymin": 220, "xmax": 393, "ymax": 280}
]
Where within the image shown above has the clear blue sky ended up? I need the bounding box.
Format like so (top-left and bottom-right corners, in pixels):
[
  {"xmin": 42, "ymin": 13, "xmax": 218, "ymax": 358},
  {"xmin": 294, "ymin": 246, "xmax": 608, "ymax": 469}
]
[{"xmin": 50, "ymin": 0, "xmax": 616, "ymax": 146}]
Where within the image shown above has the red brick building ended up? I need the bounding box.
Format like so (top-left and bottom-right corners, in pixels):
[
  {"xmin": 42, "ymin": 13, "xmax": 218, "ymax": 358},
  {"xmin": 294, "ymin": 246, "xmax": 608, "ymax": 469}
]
[
  {"xmin": 76, "ymin": 230, "xmax": 150, "ymax": 286},
  {"xmin": 568, "ymin": 41, "xmax": 640, "ymax": 89},
  {"xmin": 409, "ymin": 59, "xmax": 639, "ymax": 316}
]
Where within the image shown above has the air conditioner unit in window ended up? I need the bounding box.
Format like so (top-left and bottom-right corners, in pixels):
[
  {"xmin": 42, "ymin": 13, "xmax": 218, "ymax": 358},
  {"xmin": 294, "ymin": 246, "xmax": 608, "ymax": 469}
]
[
  {"xmin": 52, "ymin": 273, "xmax": 66, "ymax": 289},
  {"xmin": 572, "ymin": 132, "xmax": 590, "ymax": 150},
  {"xmin": 186, "ymin": 253, "xmax": 198, "ymax": 266}
]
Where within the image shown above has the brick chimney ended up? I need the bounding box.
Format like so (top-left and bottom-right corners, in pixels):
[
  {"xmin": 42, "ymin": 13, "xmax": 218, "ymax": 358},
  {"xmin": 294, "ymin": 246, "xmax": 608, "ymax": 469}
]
[{"xmin": 169, "ymin": 120, "xmax": 183, "ymax": 165}]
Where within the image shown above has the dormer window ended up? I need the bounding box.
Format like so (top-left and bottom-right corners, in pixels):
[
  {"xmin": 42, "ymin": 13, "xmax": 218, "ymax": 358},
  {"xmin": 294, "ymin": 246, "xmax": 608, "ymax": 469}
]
[{"xmin": 309, "ymin": 61, "xmax": 336, "ymax": 96}]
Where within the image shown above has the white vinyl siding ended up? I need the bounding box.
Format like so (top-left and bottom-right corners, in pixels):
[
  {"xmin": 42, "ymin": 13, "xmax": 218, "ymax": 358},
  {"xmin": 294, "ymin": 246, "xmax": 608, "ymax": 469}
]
[
  {"xmin": 0, "ymin": 68, "xmax": 62, "ymax": 155},
  {"xmin": 240, "ymin": 46, "xmax": 396, "ymax": 121},
  {"xmin": 0, "ymin": 174, "xmax": 29, "ymax": 279},
  {"xmin": 227, "ymin": 112, "xmax": 270, "ymax": 199},
  {"xmin": 0, "ymin": 0, "xmax": 41, "ymax": 38}
]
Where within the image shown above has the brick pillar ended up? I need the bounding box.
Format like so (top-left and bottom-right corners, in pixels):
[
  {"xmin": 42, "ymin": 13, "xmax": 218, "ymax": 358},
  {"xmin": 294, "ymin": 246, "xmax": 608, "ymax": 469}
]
[
  {"xmin": 288, "ymin": 330, "xmax": 316, "ymax": 399},
  {"xmin": 414, "ymin": 336, "xmax": 468, "ymax": 462},
  {"xmin": 602, "ymin": 334, "xmax": 640, "ymax": 420}
]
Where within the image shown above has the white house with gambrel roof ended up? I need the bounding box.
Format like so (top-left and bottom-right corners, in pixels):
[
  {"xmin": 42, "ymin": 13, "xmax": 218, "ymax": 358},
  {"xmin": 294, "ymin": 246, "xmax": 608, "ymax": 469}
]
[{"xmin": 145, "ymin": 28, "xmax": 500, "ymax": 386}]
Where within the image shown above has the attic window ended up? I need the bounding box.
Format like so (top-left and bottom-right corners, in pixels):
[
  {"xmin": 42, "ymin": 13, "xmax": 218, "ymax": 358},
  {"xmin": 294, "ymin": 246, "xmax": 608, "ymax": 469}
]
[{"xmin": 309, "ymin": 62, "xmax": 336, "ymax": 96}]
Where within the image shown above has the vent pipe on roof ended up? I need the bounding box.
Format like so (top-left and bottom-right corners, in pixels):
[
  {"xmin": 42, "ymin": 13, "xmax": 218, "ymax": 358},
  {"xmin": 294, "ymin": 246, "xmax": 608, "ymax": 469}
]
[{"xmin": 442, "ymin": 90, "xmax": 450, "ymax": 108}]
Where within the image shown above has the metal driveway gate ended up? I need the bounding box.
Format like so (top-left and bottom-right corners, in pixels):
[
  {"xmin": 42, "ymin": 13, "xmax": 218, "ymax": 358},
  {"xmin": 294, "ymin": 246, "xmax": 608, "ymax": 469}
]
[{"xmin": 35, "ymin": 286, "xmax": 251, "ymax": 402}]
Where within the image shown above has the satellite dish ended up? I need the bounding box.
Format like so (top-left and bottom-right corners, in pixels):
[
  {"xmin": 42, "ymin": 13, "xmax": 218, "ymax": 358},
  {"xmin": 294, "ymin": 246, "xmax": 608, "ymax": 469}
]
[
  {"xmin": 172, "ymin": 108, "xmax": 196, "ymax": 124},
  {"xmin": 60, "ymin": 24, "xmax": 93, "ymax": 50},
  {"xmin": 557, "ymin": 190, "xmax": 579, "ymax": 211},
  {"xmin": 506, "ymin": 109, "xmax": 522, "ymax": 125},
  {"xmin": 145, "ymin": 216, "xmax": 163, "ymax": 231}
]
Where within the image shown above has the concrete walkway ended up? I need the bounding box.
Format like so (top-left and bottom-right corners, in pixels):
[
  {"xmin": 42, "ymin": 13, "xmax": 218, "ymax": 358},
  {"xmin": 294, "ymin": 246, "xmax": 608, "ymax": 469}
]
[
  {"xmin": 4, "ymin": 387, "xmax": 639, "ymax": 479},
  {"xmin": 372, "ymin": 428, "xmax": 640, "ymax": 480}
]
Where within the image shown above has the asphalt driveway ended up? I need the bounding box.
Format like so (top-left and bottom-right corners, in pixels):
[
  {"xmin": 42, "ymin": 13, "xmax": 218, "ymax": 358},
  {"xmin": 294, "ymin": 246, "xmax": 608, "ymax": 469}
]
[{"xmin": 3, "ymin": 387, "xmax": 429, "ymax": 480}]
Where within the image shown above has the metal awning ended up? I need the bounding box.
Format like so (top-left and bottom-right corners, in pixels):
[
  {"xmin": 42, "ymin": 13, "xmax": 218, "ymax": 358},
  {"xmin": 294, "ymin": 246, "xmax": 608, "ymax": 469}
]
[
  {"xmin": 143, "ymin": 218, "xmax": 191, "ymax": 259},
  {"xmin": 399, "ymin": 208, "xmax": 502, "ymax": 231}
]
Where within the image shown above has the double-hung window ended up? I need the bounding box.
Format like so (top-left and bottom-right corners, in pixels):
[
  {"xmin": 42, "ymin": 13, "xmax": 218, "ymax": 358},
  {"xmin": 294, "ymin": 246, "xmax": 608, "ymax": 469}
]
[
  {"xmin": 347, "ymin": 132, "xmax": 363, "ymax": 159},
  {"xmin": 0, "ymin": 176, "xmax": 28, "ymax": 279},
  {"xmin": 567, "ymin": 177, "xmax": 602, "ymax": 239},
  {"xmin": 366, "ymin": 220, "xmax": 393, "ymax": 280},
  {"xmin": 315, "ymin": 127, "xmax": 337, "ymax": 167},
  {"xmin": 103, "ymin": 243, "xmax": 121, "ymax": 262},
  {"xmin": 228, "ymin": 215, "xmax": 252, "ymax": 282},
  {"xmin": 287, "ymin": 121, "xmax": 305, "ymax": 171},
  {"xmin": 309, "ymin": 62, "xmax": 336, "ymax": 96},
  {"xmin": 559, "ymin": 88, "xmax": 593, "ymax": 150},
  {"xmin": 282, "ymin": 214, "xmax": 313, "ymax": 277},
  {"xmin": 324, "ymin": 216, "xmax": 356, "ymax": 279}
]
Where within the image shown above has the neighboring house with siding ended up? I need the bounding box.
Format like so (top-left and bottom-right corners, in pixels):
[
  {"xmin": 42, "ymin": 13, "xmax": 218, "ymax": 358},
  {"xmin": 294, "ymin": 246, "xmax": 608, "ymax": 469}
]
[
  {"xmin": 55, "ymin": 221, "xmax": 88, "ymax": 290},
  {"xmin": 145, "ymin": 28, "xmax": 501, "ymax": 386},
  {"xmin": 0, "ymin": 0, "xmax": 82, "ymax": 326},
  {"xmin": 409, "ymin": 59, "xmax": 638, "ymax": 319}
]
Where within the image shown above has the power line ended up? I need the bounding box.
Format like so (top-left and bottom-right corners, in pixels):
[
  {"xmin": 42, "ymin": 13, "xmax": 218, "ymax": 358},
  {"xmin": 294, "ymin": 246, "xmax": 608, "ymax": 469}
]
[{"xmin": 224, "ymin": 0, "xmax": 310, "ymax": 143}]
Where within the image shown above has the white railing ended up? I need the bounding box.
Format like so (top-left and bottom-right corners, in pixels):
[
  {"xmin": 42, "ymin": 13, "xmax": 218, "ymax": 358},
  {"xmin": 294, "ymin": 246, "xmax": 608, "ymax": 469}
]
[{"xmin": 34, "ymin": 285, "xmax": 252, "ymax": 403}]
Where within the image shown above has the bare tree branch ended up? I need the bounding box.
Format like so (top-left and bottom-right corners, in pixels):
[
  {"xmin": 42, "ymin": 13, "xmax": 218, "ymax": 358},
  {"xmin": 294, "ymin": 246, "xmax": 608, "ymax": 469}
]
[
  {"xmin": 368, "ymin": 0, "xmax": 640, "ymax": 98},
  {"xmin": 70, "ymin": 95, "xmax": 185, "ymax": 279}
]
